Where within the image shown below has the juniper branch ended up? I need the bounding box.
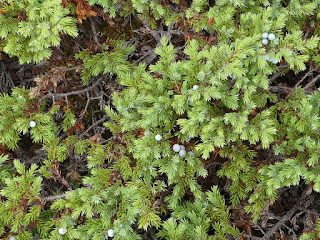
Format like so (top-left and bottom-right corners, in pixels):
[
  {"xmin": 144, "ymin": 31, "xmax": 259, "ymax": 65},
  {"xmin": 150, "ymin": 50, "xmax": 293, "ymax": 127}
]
[
  {"xmin": 39, "ymin": 77, "xmax": 103, "ymax": 101},
  {"xmin": 295, "ymin": 66, "xmax": 314, "ymax": 88},
  {"xmin": 42, "ymin": 193, "xmax": 67, "ymax": 202},
  {"xmin": 261, "ymin": 189, "xmax": 309, "ymax": 240},
  {"xmin": 304, "ymin": 74, "xmax": 320, "ymax": 90}
]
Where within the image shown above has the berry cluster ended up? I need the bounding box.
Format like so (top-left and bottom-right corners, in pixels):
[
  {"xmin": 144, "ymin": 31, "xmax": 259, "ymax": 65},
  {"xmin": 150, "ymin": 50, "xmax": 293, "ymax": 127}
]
[
  {"xmin": 261, "ymin": 32, "xmax": 276, "ymax": 45},
  {"xmin": 152, "ymin": 131, "xmax": 195, "ymax": 158},
  {"xmin": 263, "ymin": 54, "xmax": 278, "ymax": 64},
  {"xmin": 261, "ymin": 32, "xmax": 279, "ymax": 64},
  {"xmin": 144, "ymin": 130, "xmax": 162, "ymax": 141},
  {"xmin": 172, "ymin": 143, "xmax": 195, "ymax": 158}
]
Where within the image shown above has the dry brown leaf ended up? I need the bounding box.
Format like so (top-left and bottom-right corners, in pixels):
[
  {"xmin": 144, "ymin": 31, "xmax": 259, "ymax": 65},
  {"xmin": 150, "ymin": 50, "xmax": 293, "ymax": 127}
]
[{"xmin": 29, "ymin": 86, "xmax": 41, "ymax": 99}]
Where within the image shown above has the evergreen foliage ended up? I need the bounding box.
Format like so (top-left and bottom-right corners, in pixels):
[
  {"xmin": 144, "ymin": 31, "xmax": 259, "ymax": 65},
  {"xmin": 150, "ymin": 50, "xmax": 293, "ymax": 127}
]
[
  {"xmin": 1, "ymin": 0, "xmax": 320, "ymax": 239},
  {"xmin": 0, "ymin": 0, "xmax": 78, "ymax": 63}
]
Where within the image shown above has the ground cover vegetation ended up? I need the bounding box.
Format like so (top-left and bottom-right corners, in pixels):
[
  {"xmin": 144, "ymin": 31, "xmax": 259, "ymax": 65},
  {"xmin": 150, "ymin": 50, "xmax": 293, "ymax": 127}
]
[{"xmin": 1, "ymin": 0, "xmax": 320, "ymax": 239}]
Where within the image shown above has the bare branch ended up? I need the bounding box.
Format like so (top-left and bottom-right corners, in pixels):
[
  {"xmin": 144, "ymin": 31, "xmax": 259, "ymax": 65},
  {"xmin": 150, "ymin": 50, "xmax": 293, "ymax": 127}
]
[
  {"xmin": 304, "ymin": 74, "xmax": 320, "ymax": 90},
  {"xmin": 81, "ymin": 115, "xmax": 108, "ymax": 137},
  {"xmin": 261, "ymin": 189, "xmax": 309, "ymax": 240},
  {"xmin": 42, "ymin": 193, "xmax": 67, "ymax": 202},
  {"xmin": 89, "ymin": 17, "xmax": 101, "ymax": 48},
  {"xmin": 270, "ymin": 85, "xmax": 313, "ymax": 95},
  {"xmin": 79, "ymin": 92, "xmax": 91, "ymax": 120},
  {"xmin": 295, "ymin": 66, "xmax": 314, "ymax": 89},
  {"xmin": 39, "ymin": 78, "xmax": 103, "ymax": 101}
]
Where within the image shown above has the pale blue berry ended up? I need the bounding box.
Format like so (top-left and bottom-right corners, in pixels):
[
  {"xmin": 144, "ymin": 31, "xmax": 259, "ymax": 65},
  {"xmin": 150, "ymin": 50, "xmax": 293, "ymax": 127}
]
[
  {"xmin": 271, "ymin": 59, "xmax": 278, "ymax": 64},
  {"xmin": 188, "ymin": 151, "xmax": 195, "ymax": 156},
  {"xmin": 193, "ymin": 85, "xmax": 199, "ymax": 90},
  {"xmin": 262, "ymin": 32, "xmax": 269, "ymax": 39},
  {"xmin": 179, "ymin": 145, "xmax": 185, "ymax": 150},
  {"xmin": 261, "ymin": 39, "xmax": 268, "ymax": 45},
  {"xmin": 198, "ymin": 71, "xmax": 205, "ymax": 80},
  {"xmin": 9, "ymin": 237, "xmax": 16, "ymax": 240},
  {"xmin": 268, "ymin": 33, "xmax": 276, "ymax": 41},
  {"xmin": 144, "ymin": 130, "xmax": 152, "ymax": 136},
  {"xmin": 58, "ymin": 228, "xmax": 67, "ymax": 235},
  {"xmin": 29, "ymin": 121, "xmax": 36, "ymax": 128},
  {"xmin": 263, "ymin": 54, "xmax": 270, "ymax": 61},
  {"xmin": 172, "ymin": 144, "xmax": 181, "ymax": 152},
  {"xmin": 108, "ymin": 229, "xmax": 115, "ymax": 238},
  {"xmin": 179, "ymin": 149, "xmax": 186, "ymax": 157},
  {"xmin": 155, "ymin": 134, "xmax": 162, "ymax": 141}
]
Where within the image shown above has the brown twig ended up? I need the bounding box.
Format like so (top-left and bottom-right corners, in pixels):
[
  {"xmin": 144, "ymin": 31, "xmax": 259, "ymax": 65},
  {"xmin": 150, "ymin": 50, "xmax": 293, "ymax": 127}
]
[
  {"xmin": 79, "ymin": 92, "xmax": 91, "ymax": 120},
  {"xmin": 42, "ymin": 193, "xmax": 67, "ymax": 202},
  {"xmin": 295, "ymin": 66, "xmax": 314, "ymax": 89},
  {"xmin": 49, "ymin": 160, "xmax": 73, "ymax": 191},
  {"xmin": 270, "ymin": 85, "xmax": 313, "ymax": 95},
  {"xmin": 81, "ymin": 115, "xmax": 108, "ymax": 137},
  {"xmin": 89, "ymin": 17, "xmax": 101, "ymax": 48},
  {"xmin": 304, "ymin": 74, "xmax": 320, "ymax": 90},
  {"xmin": 39, "ymin": 77, "xmax": 103, "ymax": 101},
  {"xmin": 261, "ymin": 189, "xmax": 309, "ymax": 240}
]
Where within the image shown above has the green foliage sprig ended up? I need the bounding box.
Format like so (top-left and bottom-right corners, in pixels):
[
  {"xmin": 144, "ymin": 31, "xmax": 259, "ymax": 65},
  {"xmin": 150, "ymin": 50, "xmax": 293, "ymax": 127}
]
[{"xmin": 0, "ymin": 0, "xmax": 78, "ymax": 63}]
